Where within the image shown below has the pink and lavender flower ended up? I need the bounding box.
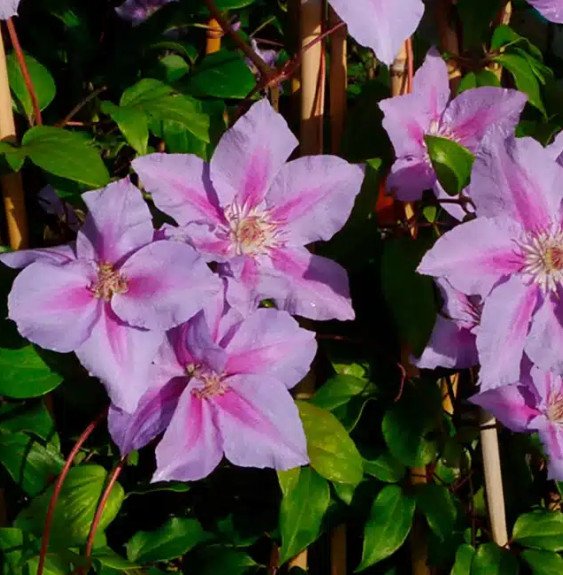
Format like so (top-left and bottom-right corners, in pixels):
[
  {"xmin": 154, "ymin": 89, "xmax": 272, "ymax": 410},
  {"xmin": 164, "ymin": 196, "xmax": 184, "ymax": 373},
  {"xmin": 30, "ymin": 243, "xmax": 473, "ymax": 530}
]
[
  {"xmin": 418, "ymin": 133, "xmax": 563, "ymax": 390},
  {"xmin": 1, "ymin": 179, "xmax": 220, "ymax": 412},
  {"xmin": 109, "ymin": 293, "xmax": 316, "ymax": 481},
  {"xmin": 133, "ymin": 99, "xmax": 364, "ymax": 321},
  {"xmin": 527, "ymin": 0, "xmax": 563, "ymax": 23},
  {"xmin": 115, "ymin": 0, "xmax": 177, "ymax": 25},
  {"xmin": 471, "ymin": 364, "xmax": 563, "ymax": 479},
  {"xmin": 379, "ymin": 49, "xmax": 526, "ymax": 219},
  {"xmin": 0, "ymin": 0, "xmax": 19, "ymax": 20}
]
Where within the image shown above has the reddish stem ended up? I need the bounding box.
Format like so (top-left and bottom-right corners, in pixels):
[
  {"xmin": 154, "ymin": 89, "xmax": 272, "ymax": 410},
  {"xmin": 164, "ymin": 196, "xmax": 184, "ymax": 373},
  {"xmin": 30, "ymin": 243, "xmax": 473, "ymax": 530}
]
[
  {"xmin": 5, "ymin": 18, "xmax": 42, "ymax": 125},
  {"xmin": 37, "ymin": 409, "xmax": 107, "ymax": 575}
]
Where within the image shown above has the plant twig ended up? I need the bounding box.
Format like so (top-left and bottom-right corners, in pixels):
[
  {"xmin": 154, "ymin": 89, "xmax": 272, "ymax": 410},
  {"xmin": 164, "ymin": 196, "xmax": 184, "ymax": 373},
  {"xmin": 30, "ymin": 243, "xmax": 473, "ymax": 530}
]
[{"xmin": 56, "ymin": 86, "xmax": 107, "ymax": 128}]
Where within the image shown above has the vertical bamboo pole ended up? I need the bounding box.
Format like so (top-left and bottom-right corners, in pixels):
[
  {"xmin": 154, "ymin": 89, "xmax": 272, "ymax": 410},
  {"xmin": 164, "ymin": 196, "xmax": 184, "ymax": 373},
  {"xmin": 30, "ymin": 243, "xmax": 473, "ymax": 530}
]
[
  {"xmin": 206, "ymin": 18, "xmax": 223, "ymax": 54},
  {"xmin": 328, "ymin": 8, "xmax": 346, "ymax": 155},
  {"xmin": 0, "ymin": 27, "xmax": 27, "ymax": 249}
]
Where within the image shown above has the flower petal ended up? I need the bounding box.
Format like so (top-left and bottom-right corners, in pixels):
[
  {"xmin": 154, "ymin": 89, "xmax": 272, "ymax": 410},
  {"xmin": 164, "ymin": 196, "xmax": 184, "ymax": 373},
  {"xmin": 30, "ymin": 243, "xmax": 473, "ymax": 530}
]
[
  {"xmin": 476, "ymin": 276, "xmax": 539, "ymax": 390},
  {"xmin": 443, "ymin": 87, "xmax": 526, "ymax": 152},
  {"xmin": 0, "ymin": 244, "xmax": 76, "ymax": 269},
  {"xmin": 76, "ymin": 178, "xmax": 154, "ymax": 264},
  {"xmin": 470, "ymin": 135, "xmax": 563, "ymax": 230},
  {"xmin": 388, "ymin": 157, "xmax": 436, "ymax": 202},
  {"xmin": 108, "ymin": 377, "xmax": 186, "ymax": 454},
  {"xmin": 133, "ymin": 153, "xmax": 223, "ymax": 226},
  {"xmin": 112, "ymin": 240, "xmax": 220, "ymax": 331},
  {"xmin": 0, "ymin": 0, "xmax": 19, "ymax": 20},
  {"xmin": 215, "ymin": 374, "xmax": 309, "ymax": 470},
  {"xmin": 153, "ymin": 387, "xmax": 223, "ymax": 482},
  {"xmin": 185, "ymin": 310, "xmax": 228, "ymax": 374},
  {"xmin": 75, "ymin": 304, "xmax": 164, "ymax": 412},
  {"xmin": 527, "ymin": 0, "xmax": 563, "ymax": 24},
  {"xmin": 328, "ymin": 0, "xmax": 425, "ymax": 66},
  {"xmin": 266, "ymin": 156, "xmax": 364, "ymax": 244},
  {"xmin": 224, "ymin": 308, "xmax": 317, "ymax": 388},
  {"xmin": 547, "ymin": 130, "xmax": 563, "ymax": 165},
  {"xmin": 210, "ymin": 99, "xmax": 298, "ymax": 209},
  {"xmin": 8, "ymin": 260, "xmax": 99, "ymax": 353},
  {"xmin": 417, "ymin": 216, "xmax": 524, "ymax": 296},
  {"xmin": 534, "ymin": 416, "xmax": 563, "ymax": 480}
]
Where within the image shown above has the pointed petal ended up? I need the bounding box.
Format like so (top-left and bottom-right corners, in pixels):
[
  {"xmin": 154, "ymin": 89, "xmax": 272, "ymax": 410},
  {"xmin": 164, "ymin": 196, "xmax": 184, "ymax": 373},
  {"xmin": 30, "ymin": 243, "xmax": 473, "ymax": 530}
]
[
  {"xmin": 534, "ymin": 417, "xmax": 563, "ymax": 480},
  {"xmin": 210, "ymin": 99, "xmax": 298, "ymax": 209},
  {"xmin": 443, "ymin": 87, "xmax": 526, "ymax": 151},
  {"xmin": 77, "ymin": 178, "xmax": 154, "ymax": 264},
  {"xmin": 75, "ymin": 305, "xmax": 164, "ymax": 412},
  {"xmin": 108, "ymin": 377, "xmax": 186, "ymax": 454},
  {"xmin": 8, "ymin": 260, "xmax": 99, "ymax": 353},
  {"xmin": 417, "ymin": 216, "xmax": 524, "ymax": 296},
  {"xmin": 470, "ymin": 135, "xmax": 563, "ymax": 230},
  {"xmin": 266, "ymin": 156, "xmax": 364, "ymax": 244},
  {"xmin": 547, "ymin": 130, "xmax": 563, "ymax": 165},
  {"xmin": 329, "ymin": 0, "xmax": 425, "ymax": 65},
  {"xmin": 529, "ymin": 366, "xmax": 563, "ymax": 413},
  {"xmin": 153, "ymin": 387, "xmax": 223, "ymax": 482},
  {"xmin": 112, "ymin": 240, "xmax": 220, "ymax": 331},
  {"xmin": 470, "ymin": 385, "xmax": 538, "ymax": 432},
  {"xmin": 476, "ymin": 277, "xmax": 538, "ymax": 390},
  {"xmin": 225, "ymin": 308, "xmax": 317, "ymax": 388},
  {"xmin": 133, "ymin": 153, "xmax": 223, "ymax": 226},
  {"xmin": 388, "ymin": 157, "xmax": 436, "ymax": 202},
  {"xmin": 216, "ymin": 374, "xmax": 309, "ymax": 470},
  {"xmin": 185, "ymin": 310, "xmax": 228, "ymax": 374},
  {"xmin": 527, "ymin": 0, "xmax": 563, "ymax": 23},
  {"xmin": 0, "ymin": 244, "xmax": 76, "ymax": 269}
]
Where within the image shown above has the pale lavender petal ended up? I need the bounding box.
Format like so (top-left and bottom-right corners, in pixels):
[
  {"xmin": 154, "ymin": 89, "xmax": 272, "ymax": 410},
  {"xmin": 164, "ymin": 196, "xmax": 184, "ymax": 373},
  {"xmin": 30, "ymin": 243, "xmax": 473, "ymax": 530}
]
[
  {"xmin": 215, "ymin": 374, "xmax": 309, "ymax": 470},
  {"xmin": 185, "ymin": 311, "xmax": 228, "ymax": 374},
  {"xmin": 433, "ymin": 182, "xmax": 473, "ymax": 221},
  {"xmin": 443, "ymin": 88, "xmax": 526, "ymax": 152},
  {"xmin": 388, "ymin": 157, "xmax": 436, "ymax": 202},
  {"xmin": 115, "ymin": 0, "xmax": 177, "ymax": 24},
  {"xmin": 470, "ymin": 385, "xmax": 539, "ymax": 432},
  {"xmin": 533, "ymin": 416, "xmax": 563, "ymax": 480},
  {"xmin": 176, "ymin": 222, "xmax": 232, "ymax": 262},
  {"xmin": 210, "ymin": 99, "xmax": 298, "ymax": 208},
  {"xmin": 411, "ymin": 48, "xmax": 451, "ymax": 118},
  {"xmin": 153, "ymin": 328, "xmax": 189, "ymax": 383},
  {"xmin": 412, "ymin": 315, "xmax": 477, "ymax": 369},
  {"xmin": 108, "ymin": 377, "xmax": 186, "ymax": 454},
  {"xmin": 525, "ymin": 293, "xmax": 563, "ymax": 375},
  {"xmin": 265, "ymin": 247, "xmax": 354, "ymax": 321},
  {"xmin": 224, "ymin": 308, "xmax": 317, "ymax": 388},
  {"xmin": 328, "ymin": 0, "xmax": 425, "ymax": 65},
  {"xmin": 476, "ymin": 277, "xmax": 539, "ymax": 390},
  {"xmin": 132, "ymin": 154, "xmax": 223, "ymax": 226},
  {"xmin": 112, "ymin": 240, "xmax": 220, "ymax": 331},
  {"xmin": 77, "ymin": 179, "xmax": 154, "ymax": 264},
  {"xmin": 266, "ymin": 156, "xmax": 364, "ymax": 244},
  {"xmin": 470, "ymin": 135, "xmax": 563, "ymax": 230},
  {"xmin": 0, "ymin": 0, "xmax": 19, "ymax": 20},
  {"xmin": 547, "ymin": 130, "xmax": 563, "ymax": 165},
  {"xmin": 527, "ymin": 0, "xmax": 563, "ymax": 23},
  {"xmin": 153, "ymin": 387, "xmax": 223, "ymax": 482},
  {"xmin": 437, "ymin": 279, "xmax": 481, "ymax": 328},
  {"xmin": 417, "ymin": 216, "xmax": 524, "ymax": 296},
  {"xmin": 0, "ymin": 244, "xmax": 75, "ymax": 269},
  {"xmin": 8, "ymin": 260, "xmax": 99, "ymax": 353},
  {"xmin": 529, "ymin": 366, "xmax": 562, "ymax": 413},
  {"xmin": 75, "ymin": 305, "xmax": 164, "ymax": 412}
]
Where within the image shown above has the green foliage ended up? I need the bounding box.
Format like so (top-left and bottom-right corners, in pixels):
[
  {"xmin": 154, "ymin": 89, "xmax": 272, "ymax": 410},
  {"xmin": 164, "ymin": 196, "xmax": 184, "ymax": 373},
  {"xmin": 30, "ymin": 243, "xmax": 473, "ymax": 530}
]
[
  {"xmin": 471, "ymin": 544, "xmax": 518, "ymax": 575},
  {"xmin": 521, "ymin": 549, "xmax": 563, "ymax": 574},
  {"xmin": 512, "ymin": 511, "xmax": 563, "ymax": 551}
]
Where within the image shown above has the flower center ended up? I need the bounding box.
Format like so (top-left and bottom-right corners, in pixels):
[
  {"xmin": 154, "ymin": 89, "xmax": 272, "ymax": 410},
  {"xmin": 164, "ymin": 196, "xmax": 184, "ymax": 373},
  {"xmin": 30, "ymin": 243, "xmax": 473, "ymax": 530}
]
[
  {"xmin": 187, "ymin": 363, "xmax": 228, "ymax": 399},
  {"xmin": 224, "ymin": 203, "xmax": 279, "ymax": 256},
  {"xmin": 519, "ymin": 227, "xmax": 563, "ymax": 293},
  {"xmin": 90, "ymin": 263, "xmax": 128, "ymax": 301},
  {"xmin": 547, "ymin": 395, "xmax": 563, "ymax": 424}
]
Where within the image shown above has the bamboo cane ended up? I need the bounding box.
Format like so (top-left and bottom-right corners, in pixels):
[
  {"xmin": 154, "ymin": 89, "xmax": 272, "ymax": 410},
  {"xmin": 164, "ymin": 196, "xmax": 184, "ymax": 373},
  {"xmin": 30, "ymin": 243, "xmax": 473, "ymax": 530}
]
[
  {"xmin": 328, "ymin": 7, "xmax": 346, "ymax": 155},
  {"xmin": 206, "ymin": 18, "xmax": 223, "ymax": 54}
]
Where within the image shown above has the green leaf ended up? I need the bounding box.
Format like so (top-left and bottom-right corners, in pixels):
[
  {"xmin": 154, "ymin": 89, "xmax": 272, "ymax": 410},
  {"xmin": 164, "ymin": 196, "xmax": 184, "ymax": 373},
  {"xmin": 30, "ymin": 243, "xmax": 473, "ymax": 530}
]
[
  {"xmin": 186, "ymin": 50, "xmax": 255, "ymax": 99},
  {"xmin": 357, "ymin": 485, "xmax": 415, "ymax": 571},
  {"xmin": 452, "ymin": 544, "xmax": 476, "ymax": 575},
  {"xmin": 380, "ymin": 237, "xmax": 437, "ymax": 356},
  {"xmin": 0, "ymin": 432, "xmax": 63, "ymax": 496},
  {"xmin": 0, "ymin": 528, "xmax": 26, "ymax": 575},
  {"xmin": 100, "ymin": 101, "xmax": 149, "ymax": 155},
  {"xmin": 457, "ymin": 70, "xmax": 500, "ymax": 93},
  {"xmin": 491, "ymin": 25, "xmax": 544, "ymax": 61},
  {"xmin": 15, "ymin": 465, "xmax": 124, "ymax": 549},
  {"xmin": 512, "ymin": 511, "xmax": 563, "ymax": 551},
  {"xmin": 471, "ymin": 543, "xmax": 518, "ymax": 575},
  {"xmin": 278, "ymin": 466, "xmax": 330, "ymax": 564},
  {"xmin": 415, "ymin": 484, "xmax": 457, "ymax": 541},
  {"xmin": 92, "ymin": 548, "xmax": 139, "ymax": 571},
  {"xmin": 0, "ymin": 345, "xmax": 63, "ymax": 399},
  {"xmin": 126, "ymin": 517, "xmax": 213, "ymax": 563},
  {"xmin": 522, "ymin": 549, "xmax": 563, "ymax": 574},
  {"xmin": 382, "ymin": 381, "xmax": 442, "ymax": 467},
  {"xmin": 363, "ymin": 450, "xmax": 406, "ymax": 483},
  {"xmin": 21, "ymin": 126, "xmax": 110, "ymax": 187},
  {"xmin": 424, "ymin": 135, "xmax": 475, "ymax": 197},
  {"xmin": 297, "ymin": 401, "xmax": 363, "ymax": 486},
  {"xmin": 7, "ymin": 53, "xmax": 56, "ymax": 120},
  {"xmin": 0, "ymin": 401, "xmax": 57, "ymax": 443},
  {"xmin": 188, "ymin": 546, "xmax": 257, "ymax": 575}
]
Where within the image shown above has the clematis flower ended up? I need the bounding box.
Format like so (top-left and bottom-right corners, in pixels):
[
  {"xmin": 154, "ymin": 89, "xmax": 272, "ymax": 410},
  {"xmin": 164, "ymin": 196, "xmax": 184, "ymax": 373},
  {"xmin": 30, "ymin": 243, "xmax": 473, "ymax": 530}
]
[
  {"xmin": 527, "ymin": 0, "xmax": 563, "ymax": 23},
  {"xmin": 0, "ymin": 0, "xmax": 19, "ymax": 20},
  {"xmin": 413, "ymin": 279, "xmax": 480, "ymax": 370},
  {"xmin": 328, "ymin": 0, "xmax": 424, "ymax": 66},
  {"xmin": 379, "ymin": 49, "xmax": 526, "ymax": 219},
  {"xmin": 115, "ymin": 0, "xmax": 177, "ymax": 25},
  {"xmin": 133, "ymin": 99, "xmax": 364, "ymax": 321},
  {"xmin": 108, "ymin": 292, "xmax": 316, "ymax": 481},
  {"xmin": 418, "ymin": 133, "xmax": 563, "ymax": 390},
  {"xmin": 1, "ymin": 179, "xmax": 220, "ymax": 412},
  {"xmin": 471, "ymin": 365, "xmax": 563, "ymax": 480}
]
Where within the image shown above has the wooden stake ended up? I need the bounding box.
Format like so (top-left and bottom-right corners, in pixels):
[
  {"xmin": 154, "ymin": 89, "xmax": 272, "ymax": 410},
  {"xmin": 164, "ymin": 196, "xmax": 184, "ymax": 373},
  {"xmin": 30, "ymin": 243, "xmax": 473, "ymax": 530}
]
[
  {"xmin": 490, "ymin": 1, "xmax": 512, "ymax": 80},
  {"xmin": 288, "ymin": 549, "xmax": 308, "ymax": 571},
  {"xmin": 329, "ymin": 7, "xmax": 346, "ymax": 155},
  {"xmin": 330, "ymin": 524, "xmax": 347, "ymax": 575},
  {"xmin": 206, "ymin": 18, "xmax": 223, "ymax": 54},
  {"xmin": 0, "ymin": 26, "xmax": 28, "ymax": 249},
  {"xmin": 480, "ymin": 411, "xmax": 509, "ymax": 546}
]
